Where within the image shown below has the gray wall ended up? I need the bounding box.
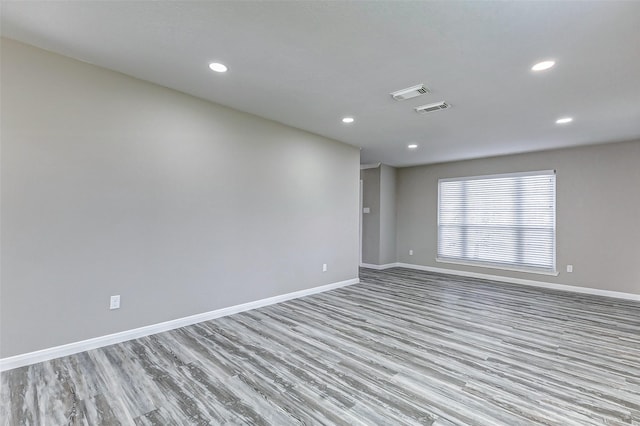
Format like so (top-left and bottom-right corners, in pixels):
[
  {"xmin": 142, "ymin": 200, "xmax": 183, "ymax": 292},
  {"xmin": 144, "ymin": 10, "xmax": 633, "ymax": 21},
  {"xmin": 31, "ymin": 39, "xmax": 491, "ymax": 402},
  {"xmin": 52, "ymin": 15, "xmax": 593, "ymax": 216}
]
[
  {"xmin": 0, "ymin": 39, "xmax": 360, "ymax": 358},
  {"xmin": 360, "ymin": 167, "xmax": 380, "ymax": 264},
  {"xmin": 360, "ymin": 165, "xmax": 396, "ymax": 265},
  {"xmin": 397, "ymin": 140, "xmax": 640, "ymax": 295},
  {"xmin": 378, "ymin": 165, "xmax": 397, "ymax": 265}
]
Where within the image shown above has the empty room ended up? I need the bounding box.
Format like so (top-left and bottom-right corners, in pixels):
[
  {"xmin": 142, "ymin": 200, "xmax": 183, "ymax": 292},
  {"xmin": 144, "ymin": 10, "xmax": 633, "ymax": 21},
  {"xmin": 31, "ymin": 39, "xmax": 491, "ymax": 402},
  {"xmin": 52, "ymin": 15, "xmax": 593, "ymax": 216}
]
[{"xmin": 1, "ymin": 1, "xmax": 639, "ymax": 425}]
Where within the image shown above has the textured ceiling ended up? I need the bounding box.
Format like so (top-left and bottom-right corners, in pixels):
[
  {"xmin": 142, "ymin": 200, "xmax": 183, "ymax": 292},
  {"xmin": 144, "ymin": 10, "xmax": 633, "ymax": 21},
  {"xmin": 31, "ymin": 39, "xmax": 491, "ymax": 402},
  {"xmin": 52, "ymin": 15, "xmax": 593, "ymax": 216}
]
[{"xmin": 2, "ymin": 1, "xmax": 639, "ymax": 166}]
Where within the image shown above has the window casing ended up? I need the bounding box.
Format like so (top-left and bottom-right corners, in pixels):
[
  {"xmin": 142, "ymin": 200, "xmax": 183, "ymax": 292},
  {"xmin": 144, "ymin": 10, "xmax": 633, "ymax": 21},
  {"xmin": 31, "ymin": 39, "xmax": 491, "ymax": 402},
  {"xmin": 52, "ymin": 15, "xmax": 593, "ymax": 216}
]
[{"xmin": 437, "ymin": 170, "xmax": 556, "ymax": 275}]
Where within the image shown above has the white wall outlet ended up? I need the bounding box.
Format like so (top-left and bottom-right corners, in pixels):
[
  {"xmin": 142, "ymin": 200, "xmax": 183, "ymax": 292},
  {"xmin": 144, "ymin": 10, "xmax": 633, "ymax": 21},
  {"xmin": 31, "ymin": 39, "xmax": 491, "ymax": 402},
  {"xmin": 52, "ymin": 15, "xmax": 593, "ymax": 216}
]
[
  {"xmin": 566, "ymin": 265, "xmax": 573, "ymax": 273},
  {"xmin": 110, "ymin": 295, "xmax": 121, "ymax": 310},
  {"xmin": 322, "ymin": 263, "xmax": 328, "ymax": 272},
  {"xmin": 363, "ymin": 207, "xmax": 370, "ymax": 214},
  {"xmin": 409, "ymin": 250, "xmax": 413, "ymax": 256}
]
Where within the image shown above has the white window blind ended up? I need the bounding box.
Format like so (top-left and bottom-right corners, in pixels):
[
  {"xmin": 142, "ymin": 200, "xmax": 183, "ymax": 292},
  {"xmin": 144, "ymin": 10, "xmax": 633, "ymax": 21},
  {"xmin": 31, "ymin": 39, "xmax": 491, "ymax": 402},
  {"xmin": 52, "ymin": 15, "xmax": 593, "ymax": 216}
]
[{"xmin": 438, "ymin": 170, "xmax": 556, "ymax": 274}]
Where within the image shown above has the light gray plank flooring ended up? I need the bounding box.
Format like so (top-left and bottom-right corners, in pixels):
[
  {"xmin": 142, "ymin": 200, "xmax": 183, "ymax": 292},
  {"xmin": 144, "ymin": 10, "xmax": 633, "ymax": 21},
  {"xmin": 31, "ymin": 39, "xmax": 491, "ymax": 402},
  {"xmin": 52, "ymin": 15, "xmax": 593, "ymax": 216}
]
[{"xmin": 2, "ymin": 267, "xmax": 640, "ymax": 425}]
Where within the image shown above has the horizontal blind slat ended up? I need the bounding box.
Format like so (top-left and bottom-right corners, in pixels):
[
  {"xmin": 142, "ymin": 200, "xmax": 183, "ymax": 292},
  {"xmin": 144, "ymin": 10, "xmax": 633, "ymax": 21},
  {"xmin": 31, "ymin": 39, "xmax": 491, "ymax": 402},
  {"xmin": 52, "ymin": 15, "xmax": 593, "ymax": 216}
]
[{"xmin": 438, "ymin": 171, "xmax": 556, "ymax": 272}]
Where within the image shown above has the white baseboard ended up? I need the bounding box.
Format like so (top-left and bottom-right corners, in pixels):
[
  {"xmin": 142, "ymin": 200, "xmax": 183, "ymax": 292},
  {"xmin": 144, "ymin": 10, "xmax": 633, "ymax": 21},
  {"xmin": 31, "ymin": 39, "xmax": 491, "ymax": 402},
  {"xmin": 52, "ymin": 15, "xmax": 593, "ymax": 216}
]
[
  {"xmin": 362, "ymin": 262, "xmax": 640, "ymax": 302},
  {"xmin": 0, "ymin": 277, "xmax": 359, "ymax": 372},
  {"xmin": 359, "ymin": 262, "xmax": 397, "ymax": 270}
]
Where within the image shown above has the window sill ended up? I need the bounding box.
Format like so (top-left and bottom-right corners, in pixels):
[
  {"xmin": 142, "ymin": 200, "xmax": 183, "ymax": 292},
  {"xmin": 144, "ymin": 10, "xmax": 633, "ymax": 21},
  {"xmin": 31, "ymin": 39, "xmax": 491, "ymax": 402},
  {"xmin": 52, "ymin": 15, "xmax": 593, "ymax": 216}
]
[{"xmin": 435, "ymin": 258, "xmax": 559, "ymax": 277}]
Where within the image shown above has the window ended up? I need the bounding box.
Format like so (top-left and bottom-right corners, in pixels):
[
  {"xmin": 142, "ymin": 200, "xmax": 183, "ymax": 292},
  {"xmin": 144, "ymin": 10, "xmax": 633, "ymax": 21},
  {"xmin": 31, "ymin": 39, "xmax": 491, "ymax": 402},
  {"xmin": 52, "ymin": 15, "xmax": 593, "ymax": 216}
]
[{"xmin": 438, "ymin": 170, "xmax": 556, "ymax": 274}]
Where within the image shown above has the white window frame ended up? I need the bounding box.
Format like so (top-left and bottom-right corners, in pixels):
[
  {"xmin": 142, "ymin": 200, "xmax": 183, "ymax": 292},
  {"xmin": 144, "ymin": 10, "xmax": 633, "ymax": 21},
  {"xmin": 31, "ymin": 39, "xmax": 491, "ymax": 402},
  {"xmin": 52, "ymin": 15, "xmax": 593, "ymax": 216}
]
[{"xmin": 437, "ymin": 170, "xmax": 557, "ymax": 276}]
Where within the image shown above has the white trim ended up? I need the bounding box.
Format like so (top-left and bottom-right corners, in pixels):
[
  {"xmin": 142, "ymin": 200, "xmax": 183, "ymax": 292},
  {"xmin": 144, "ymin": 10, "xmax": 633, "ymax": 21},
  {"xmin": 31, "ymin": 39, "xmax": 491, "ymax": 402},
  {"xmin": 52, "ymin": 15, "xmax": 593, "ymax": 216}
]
[
  {"xmin": 360, "ymin": 163, "xmax": 381, "ymax": 170},
  {"xmin": 393, "ymin": 262, "xmax": 640, "ymax": 302},
  {"xmin": 359, "ymin": 262, "xmax": 639, "ymax": 301},
  {"xmin": 0, "ymin": 277, "xmax": 359, "ymax": 372},
  {"xmin": 438, "ymin": 169, "xmax": 555, "ymax": 183},
  {"xmin": 436, "ymin": 257, "xmax": 559, "ymax": 276},
  {"xmin": 359, "ymin": 262, "xmax": 398, "ymax": 270}
]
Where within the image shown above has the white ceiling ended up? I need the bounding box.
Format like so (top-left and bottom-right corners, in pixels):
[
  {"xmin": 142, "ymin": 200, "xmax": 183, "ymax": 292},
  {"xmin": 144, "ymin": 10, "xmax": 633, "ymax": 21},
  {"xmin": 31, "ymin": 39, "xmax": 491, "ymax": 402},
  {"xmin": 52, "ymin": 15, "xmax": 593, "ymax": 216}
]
[{"xmin": 2, "ymin": 1, "xmax": 639, "ymax": 166}]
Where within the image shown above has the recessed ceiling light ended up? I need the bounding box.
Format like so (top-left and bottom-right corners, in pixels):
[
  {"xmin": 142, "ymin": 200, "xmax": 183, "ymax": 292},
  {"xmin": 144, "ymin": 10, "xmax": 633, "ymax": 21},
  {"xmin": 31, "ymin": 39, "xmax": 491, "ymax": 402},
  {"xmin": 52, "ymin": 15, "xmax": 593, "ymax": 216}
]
[
  {"xmin": 531, "ymin": 60, "xmax": 555, "ymax": 71},
  {"xmin": 342, "ymin": 117, "xmax": 355, "ymax": 124},
  {"xmin": 209, "ymin": 62, "xmax": 228, "ymax": 73},
  {"xmin": 556, "ymin": 117, "xmax": 573, "ymax": 124},
  {"xmin": 408, "ymin": 144, "xmax": 418, "ymax": 149}
]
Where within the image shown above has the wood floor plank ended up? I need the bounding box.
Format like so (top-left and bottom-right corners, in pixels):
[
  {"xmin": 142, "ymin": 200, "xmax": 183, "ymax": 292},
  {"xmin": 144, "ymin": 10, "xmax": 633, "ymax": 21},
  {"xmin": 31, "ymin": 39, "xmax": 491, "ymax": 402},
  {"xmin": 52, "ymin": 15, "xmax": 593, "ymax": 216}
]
[{"xmin": 2, "ymin": 267, "xmax": 639, "ymax": 425}]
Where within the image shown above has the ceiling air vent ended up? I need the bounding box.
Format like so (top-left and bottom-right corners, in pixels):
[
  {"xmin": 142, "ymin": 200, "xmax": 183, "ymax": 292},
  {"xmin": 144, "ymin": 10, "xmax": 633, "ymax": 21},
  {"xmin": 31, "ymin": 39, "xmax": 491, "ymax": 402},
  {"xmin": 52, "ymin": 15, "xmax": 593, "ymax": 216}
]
[
  {"xmin": 415, "ymin": 101, "xmax": 450, "ymax": 114},
  {"xmin": 390, "ymin": 84, "xmax": 430, "ymax": 101}
]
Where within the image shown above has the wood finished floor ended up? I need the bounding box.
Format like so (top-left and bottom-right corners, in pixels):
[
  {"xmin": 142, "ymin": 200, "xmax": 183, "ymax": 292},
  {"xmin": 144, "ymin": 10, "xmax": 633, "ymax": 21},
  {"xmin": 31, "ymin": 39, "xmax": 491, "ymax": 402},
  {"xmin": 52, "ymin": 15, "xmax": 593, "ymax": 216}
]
[{"xmin": 2, "ymin": 267, "xmax": 640, "ymax": 425}]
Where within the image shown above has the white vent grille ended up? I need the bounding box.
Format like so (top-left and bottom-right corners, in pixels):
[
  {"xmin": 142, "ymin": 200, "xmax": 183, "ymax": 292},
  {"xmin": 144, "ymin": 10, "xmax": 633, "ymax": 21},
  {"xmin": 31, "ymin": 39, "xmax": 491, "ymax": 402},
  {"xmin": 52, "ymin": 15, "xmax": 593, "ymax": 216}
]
[
  {"xmin": 390, "ymin": 84, "xmax": 430, "ymax": 101},
  {"xmin": 415, "ymin": 101, "xmax": 450, "ymax": 114}
]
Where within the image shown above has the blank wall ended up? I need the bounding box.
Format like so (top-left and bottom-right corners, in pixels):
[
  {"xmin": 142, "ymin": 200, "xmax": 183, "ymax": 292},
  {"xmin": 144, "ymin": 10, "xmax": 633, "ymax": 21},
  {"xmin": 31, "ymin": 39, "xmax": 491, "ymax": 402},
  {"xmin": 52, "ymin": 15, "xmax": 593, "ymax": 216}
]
[
  {"xmin": 396, "ymin": 140, "xmax": 640, "ymax": 295},
  {"xmin": 0, "ymin": 39, "xmax": 360, "ymax": 358}
]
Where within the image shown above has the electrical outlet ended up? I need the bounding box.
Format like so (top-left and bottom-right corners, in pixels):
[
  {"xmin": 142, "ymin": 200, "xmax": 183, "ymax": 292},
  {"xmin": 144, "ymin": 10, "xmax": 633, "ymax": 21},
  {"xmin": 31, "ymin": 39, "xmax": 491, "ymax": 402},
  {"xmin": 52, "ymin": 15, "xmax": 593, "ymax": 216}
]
[
  {"xmin": 322, "ymin": 263, "xmax": 328, "ymax": 272},
  {"xmin": 110, "ymin": 295, "xmax": 121, "ymax": 310},
  {"xmin": 566, "ymin": 265, "xmax": 573, "ymax": 273},
  {"xmin": 409, "ymin": 250, "xmax": 413, "ymax": 256}
]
